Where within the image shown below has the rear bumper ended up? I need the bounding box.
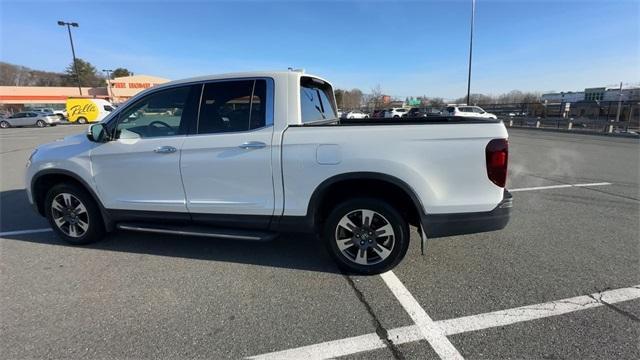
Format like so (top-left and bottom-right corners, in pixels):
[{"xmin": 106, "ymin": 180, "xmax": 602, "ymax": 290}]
[{"xmin": 423, "ymin": 190, "xmax": 512, "ymax": 238}]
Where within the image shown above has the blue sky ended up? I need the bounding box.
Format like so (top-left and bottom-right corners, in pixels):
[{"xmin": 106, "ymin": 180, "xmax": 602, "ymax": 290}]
[{"xmin": 1, "ymin": 0, "xmax": 639, "ymax": 99}]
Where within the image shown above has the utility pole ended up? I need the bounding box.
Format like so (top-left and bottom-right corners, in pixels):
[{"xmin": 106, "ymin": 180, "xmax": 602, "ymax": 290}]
[
  {"xmin": 466, "ymin": 0, "xmax": 476, "ymax": 105},
  {"xmin": 615, "ymin": 81, "xmax": 623, "ymax": 122},
  {"xmin": 102, "ymin": 69, "xmax": 113, "ymax": 102},
  {"xmin": 58, "ymin": 21, "xmax": 82, "ymax": 96}
]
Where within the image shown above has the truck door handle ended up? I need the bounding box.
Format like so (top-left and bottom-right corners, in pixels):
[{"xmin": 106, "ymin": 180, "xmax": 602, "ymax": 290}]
[
  {"xmin": 239, "ymin": 141, "xmax": 266, "ymax": 149},
  {"xmin": 154, "ymin": 146, "xmax": 177, "ymax": 154}
]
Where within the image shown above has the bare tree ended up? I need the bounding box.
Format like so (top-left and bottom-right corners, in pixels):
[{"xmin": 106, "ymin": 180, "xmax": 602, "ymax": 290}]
[{"xmin": 369, "ymin": 84, "xmax": 384, "ymax": 110}]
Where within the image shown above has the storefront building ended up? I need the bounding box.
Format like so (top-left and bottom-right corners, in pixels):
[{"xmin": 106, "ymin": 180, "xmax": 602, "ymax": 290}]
[{"xmin": 0, "ymin": 75, "xmax": 169, "ymax": 113}]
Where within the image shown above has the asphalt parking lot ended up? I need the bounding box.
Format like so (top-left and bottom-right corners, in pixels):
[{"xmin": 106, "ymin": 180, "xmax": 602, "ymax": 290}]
[{"xmin": 1, "ymin": 125, "xmax": 638, "ymax": 359}]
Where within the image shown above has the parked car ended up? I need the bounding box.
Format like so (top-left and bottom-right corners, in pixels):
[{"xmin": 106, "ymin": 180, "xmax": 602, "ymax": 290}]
[
  {"xmin": 0, "ymin": 111, "xmax": 60, "ymax": 128},
  {"xmin": 384, "ymin": 108, "xmax": 409, "ymax": 118},
  {"xmin": 371, "ymin": 109, "xmax": 385, "ymax": 118},
  {"xmin": 25, "ymin": 71, "xmax": 511, "ymax": 274},
  {"xmin": 402, "ymin": 108, "xmax": 425, "ymax": 117},
  {"xmin": 31, "ymin": 108, "xmax": 55, "ymax": 114},
  {"xmin": 445, "ymin": 105, "xmax": 497, "ymax": 119},
  {"xmin": 53, "ymin": 109, "xmax": 68, "ymax": 119},
  {"xmin": 28, "ymin": 108, "xmax": 66, "ymax": 119},
  {"xmin": 342, "ymin": 110, "xmax": 369, "ymax": 119}
]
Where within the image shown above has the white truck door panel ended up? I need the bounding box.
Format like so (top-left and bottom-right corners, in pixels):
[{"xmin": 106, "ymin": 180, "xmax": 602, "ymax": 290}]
[
  {"xmin": 180, "ymin": 129, "xmax": 274, "ymax": 215},
  {"xmin": 91, "ymin": 137, "xmax": 187, "ymax": 212}
]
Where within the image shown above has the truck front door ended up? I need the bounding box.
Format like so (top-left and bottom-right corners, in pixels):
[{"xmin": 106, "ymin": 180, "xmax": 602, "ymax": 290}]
[{"xmin": 91, "ymin": 84, "xmax": 201, "ymax": 213}]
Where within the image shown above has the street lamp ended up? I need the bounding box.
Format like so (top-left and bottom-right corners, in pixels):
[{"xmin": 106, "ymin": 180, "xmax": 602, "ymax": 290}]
[
  {"xmin": 57, "ymin": 21, "xmax": 82, "ymax": 96},
  {"xmin": 102, "ymin": 69, "xmax": 113, "ymax": 101},
  {"xmin": 465, "ymin": 0, "xmax": 476, "ymax": 106}
]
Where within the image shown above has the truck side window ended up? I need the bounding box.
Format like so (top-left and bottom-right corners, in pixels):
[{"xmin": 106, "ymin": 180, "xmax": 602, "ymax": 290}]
[
  {"xmin": 197, "ymin": 80, "xmax": 266, "ymax": 134},
  {"xmin": 115, "ymin": 85, "xmax": 197, "ymax": 139}
]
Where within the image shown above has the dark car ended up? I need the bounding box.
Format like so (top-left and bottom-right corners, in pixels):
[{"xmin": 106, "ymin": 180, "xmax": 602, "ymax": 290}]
[
  {"xmin": 402, "ymin": 108, "xmax": 424, "ymax": 117},
  {"xmin": 371, "ymin": 109, "xmax": 385, "ymax": 118}
]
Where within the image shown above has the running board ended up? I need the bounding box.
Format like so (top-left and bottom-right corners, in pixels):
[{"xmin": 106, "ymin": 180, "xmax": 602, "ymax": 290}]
[{"xmin": 116, "ymin": 223, "xmax": 277, "ymax": 241}]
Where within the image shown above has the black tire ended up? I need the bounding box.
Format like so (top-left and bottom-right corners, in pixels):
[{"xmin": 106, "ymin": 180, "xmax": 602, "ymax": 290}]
[
  {"xmin": 324, "ymin": 197, "xmax": 410, "ymax": 275},
  {"xmin": 77, "ymin": 117, "xmax": 87, "ymax": 124},
  {"xmin": 0, "ymin": 121, "xmax": 10, "ymax": 129},
  {"xmin": 45, "ymin": 183, "xmax": 105, "ymax": 245},
  {"xmin": 393, "ymin": 115, "xmax": 399, "ymax": 118},
  {"xmin": 35, "ymin": 120, "xmax": 46, "ymax": 127}
]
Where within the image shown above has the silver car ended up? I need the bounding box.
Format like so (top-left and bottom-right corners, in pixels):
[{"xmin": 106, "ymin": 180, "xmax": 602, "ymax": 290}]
[{"xmin": 0, "ymin": 111, "xmax": 61, "ymax": 128}]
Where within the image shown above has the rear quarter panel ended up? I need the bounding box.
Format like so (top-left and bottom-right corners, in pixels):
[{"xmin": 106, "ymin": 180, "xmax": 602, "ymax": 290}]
[{"xmin": 281, "ymin": 122, "xmax": 509, "ymax": 216}]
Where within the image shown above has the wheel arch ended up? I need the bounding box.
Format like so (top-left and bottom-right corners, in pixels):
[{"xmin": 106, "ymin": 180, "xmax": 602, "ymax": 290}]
[
  {"xmin": 31, "ymin": 169, "xmax": 113, "ymax": 230},
  {"xmin": 308, "ymin": 172, "xmax": 426, "ymax": 232}
]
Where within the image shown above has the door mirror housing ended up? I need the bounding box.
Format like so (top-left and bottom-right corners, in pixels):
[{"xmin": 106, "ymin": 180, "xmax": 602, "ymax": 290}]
[{"xmin": 87, "ymin": 123, "xmax": 108, "ymax": 142}]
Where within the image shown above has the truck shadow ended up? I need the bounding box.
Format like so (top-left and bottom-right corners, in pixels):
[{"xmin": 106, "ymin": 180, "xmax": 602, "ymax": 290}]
[{"xmin": 0, "ymin": 189, "xmax": 341, "ymax": 274}]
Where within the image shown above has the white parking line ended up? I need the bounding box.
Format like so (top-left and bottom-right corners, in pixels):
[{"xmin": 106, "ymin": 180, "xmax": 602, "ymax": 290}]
[
  {"xmin": 247, "ymin": 285, "xmax": 640, "ymax": 360},
  {"xmin": 437, "ymin": 285, "xmax": 640, "ymax": 335},
  {"xmin": 510, "ymin": 182, "xmax": 612, "ymax": 192},
  {"xmin": 380, "ymin": 271, "xmax": 463, "ymax": 359},
  {"xmin": 0, "ymin": 228, "xmax": 52, "ymax": 237},
  {"xmin": 246, "ymin": 333, "xmax": 386, "ymax": 360}
]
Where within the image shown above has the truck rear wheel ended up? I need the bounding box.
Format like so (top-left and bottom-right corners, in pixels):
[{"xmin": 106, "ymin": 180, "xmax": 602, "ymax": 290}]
[
  {"xmin": 45, "ymin": 183, "xmax": 105, "ymax": 245},
  {"xmin": 324, "ymin": 198, "xmax": 410, "ymax": 274},
  {"xmin": 77, "ymin": 117, "xmax": 87, "ymax": 124}
]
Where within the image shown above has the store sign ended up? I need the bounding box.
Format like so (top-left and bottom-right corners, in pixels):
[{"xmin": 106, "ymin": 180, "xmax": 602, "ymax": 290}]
[{"xmin": 112, "ymin": 82, "xmax": 156, "ymax": 89}]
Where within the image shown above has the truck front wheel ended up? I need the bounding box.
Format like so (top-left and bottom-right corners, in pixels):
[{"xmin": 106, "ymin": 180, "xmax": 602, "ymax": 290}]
[
  {"xmin": 45, "ymin": 183, "xmax": 105, "ymax": 245},
  {"xmin": 324, "ymin": 198, "xmax": 410, "ymax": 274}
]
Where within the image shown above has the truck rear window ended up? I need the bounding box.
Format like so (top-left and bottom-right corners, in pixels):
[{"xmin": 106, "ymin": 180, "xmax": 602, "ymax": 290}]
[{"xmin": 300, "ymin": 76, "xmax": 337, "ymax": 123}]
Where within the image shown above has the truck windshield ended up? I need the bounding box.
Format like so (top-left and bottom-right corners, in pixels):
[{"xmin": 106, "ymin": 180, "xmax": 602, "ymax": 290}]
[{"xmin": 300, "ymin": 76, "xmax": 337, "ymax": 123}]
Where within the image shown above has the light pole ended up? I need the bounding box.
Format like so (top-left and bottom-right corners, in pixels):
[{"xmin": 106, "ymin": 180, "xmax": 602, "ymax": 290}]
[
  {"xmin": 466, "ymin": 0, "xmax": 476, "ymax": 105},
  {"xmin": 102, "ymin": 69, "xmax": 113, "ymax": 101},
  {"xmin": 615, "ymin": 81, "xmax": 623, "ymax": 123},
  {"xmin": 57, "ymin": 21, "xmax": 82, "ymax": 96}
]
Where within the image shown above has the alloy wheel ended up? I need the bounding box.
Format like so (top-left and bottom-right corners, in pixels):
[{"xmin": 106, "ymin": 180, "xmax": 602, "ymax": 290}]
[
  {"xmin": 51, "ymin": 193, "xmax": 90, "ymax": 238},
  {"xmin": 334, "ymin": 209, "xmax": 395, "ymax": 266}
]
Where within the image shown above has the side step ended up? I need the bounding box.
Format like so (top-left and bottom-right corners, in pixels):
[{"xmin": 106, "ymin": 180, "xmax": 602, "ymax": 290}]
[{"xmin": 116, "ymin": 222, "xmax": 278, "ymax": 242}]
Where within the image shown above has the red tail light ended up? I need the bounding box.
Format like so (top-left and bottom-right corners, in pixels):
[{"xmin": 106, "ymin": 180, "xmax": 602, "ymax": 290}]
[{"xmin": 486, "ymin": 139, "xmax": 508, "ymax": 187}]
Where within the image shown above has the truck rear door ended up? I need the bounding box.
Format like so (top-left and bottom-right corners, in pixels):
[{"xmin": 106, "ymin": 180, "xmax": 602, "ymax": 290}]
[{"xmin": 179, "ymin": 78, "xmax": 275, "ymax": 229}]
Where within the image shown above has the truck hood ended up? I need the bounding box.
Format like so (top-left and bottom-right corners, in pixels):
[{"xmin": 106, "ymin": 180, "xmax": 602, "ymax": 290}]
[{"xmin": 38, "ymin": 132, "xmax": 89, "ymax": 152}]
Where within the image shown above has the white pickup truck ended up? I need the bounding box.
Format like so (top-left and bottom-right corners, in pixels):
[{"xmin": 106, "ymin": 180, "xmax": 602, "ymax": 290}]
[{"xmin": 25, "ymin": 70, "xmax": 511, "ymax": 274}]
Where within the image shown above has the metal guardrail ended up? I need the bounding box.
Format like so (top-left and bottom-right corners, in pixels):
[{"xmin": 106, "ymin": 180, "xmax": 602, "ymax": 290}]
[{"xmin": 503, "ymin": 116, "xmax": 639, "ymax": 136}]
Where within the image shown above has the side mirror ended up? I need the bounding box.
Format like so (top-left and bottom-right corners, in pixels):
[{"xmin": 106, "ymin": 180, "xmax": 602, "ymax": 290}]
[{"xmin": 87, "ymin": 123, "xmax": 108, "ymax": 142}]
